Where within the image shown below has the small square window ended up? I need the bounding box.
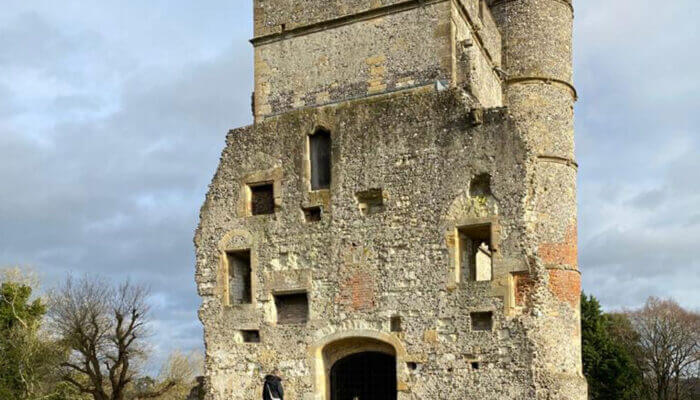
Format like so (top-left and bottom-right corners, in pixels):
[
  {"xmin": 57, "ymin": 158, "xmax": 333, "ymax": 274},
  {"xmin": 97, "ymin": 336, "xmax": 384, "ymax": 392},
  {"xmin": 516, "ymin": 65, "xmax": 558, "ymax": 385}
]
[
  {"xmin": 471, "ymin": 312, "xmax": 493, "ymax": 331},
  {"xmin": 356, "ymin": 189, "xmax": 384, "ymax": 215},
  {"xmin": 274, "ymin": 292, "xmax": 309, "ymax": 325},
  {"xmin": 303, "ymin": 206, "xmax": 322, "ymax": 222},
  {"xmin": 249, "ymin": 183, "xmax": 275, "ymax": 215},
  {"xmin": 241, "ymin": 330, "xmax": 260, "ymax": 343}
]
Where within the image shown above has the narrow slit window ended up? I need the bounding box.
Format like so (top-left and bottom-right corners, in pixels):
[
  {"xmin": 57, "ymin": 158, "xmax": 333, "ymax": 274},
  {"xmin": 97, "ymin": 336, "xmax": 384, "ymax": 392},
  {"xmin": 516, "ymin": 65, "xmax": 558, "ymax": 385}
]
[
  {"xmin": 227, "ymin": 250, "xmax": 252, "ymax": 305},
  {"xmin": 309, "ymin": 129, "xmax": 331, "ymax": 190},
  {"xmin": 250, "ymin": 183, "xmax": 275, "ymax": 215},
  {"xmin": 390, "ymin": 316, "xmax": 403, "ymax": 332},
  {"xmin": 458, "ymin": 224, "xmax": 493, "ymax": 282},
  {"xmin": 274, "ymin": 292, "xmax": 309, "ymax": 325}
]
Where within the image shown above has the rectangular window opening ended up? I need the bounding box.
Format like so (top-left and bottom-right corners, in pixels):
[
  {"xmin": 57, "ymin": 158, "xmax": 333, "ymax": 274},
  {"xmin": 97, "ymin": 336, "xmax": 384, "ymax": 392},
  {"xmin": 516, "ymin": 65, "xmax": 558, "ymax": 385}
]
[
  {"xmin": 458, "ymin": 224, "xmax": 493, "ymax": 282},
  {"xmin": 303, "ymin": 206, "xmax": 322, "ymax": 223},
  {"xmin": 227, "ymin": 250, "xmax": 252, "ymax": 305},
  {"xmin": 250, "ymin": 183, "xmax": 275, "ymax": 215},
  {"xmin": 356, "ymin": 188, "xmax": 384, "ymax": 215},
  {"xmin": 390, "ymin": 316, "xmax": 403, "ymax": 332},
  {"xmin": 241, "ymin": 330, "xmax": 260, "ymax": 343},
  {"xmin": 471, "ymin": 311, "xmax": 493, "ymax": 332},
  {"xmin": 309, "ymin": 129, "xmax": 331, "ymax": 190},
  {"xmin": 274, "ymin": 292, "xmax": 309, "ymax": 325}
]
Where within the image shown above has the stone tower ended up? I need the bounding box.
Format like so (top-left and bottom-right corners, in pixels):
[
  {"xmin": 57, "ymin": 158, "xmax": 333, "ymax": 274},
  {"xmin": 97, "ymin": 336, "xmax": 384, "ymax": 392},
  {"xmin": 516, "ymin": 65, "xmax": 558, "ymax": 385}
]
[{"xmin": 195, "ymin": 0, "xmax": 586, "ymax": 399}]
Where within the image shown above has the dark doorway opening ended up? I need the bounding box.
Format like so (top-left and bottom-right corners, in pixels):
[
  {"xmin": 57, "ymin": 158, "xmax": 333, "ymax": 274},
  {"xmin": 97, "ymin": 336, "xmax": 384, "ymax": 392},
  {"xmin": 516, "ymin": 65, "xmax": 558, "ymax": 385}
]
[{"xmin": 330, "ymin": 352, "xmax": 396, "ymax": 400}]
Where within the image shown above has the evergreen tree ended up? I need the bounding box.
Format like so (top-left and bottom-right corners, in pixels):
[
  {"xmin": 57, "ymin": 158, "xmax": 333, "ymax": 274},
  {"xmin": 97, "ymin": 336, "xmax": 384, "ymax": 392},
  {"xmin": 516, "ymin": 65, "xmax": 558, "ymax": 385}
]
[
  {"xmin": 0, "ymin": 279, "xmax": 47, "ymax": 399},
  {"xmin": 0, "ymin": 272, "xmax": 83, "ymax": 400},
  {"xmin": 581, "ymin": 293, "xmax": 642, "ymax": 400}
]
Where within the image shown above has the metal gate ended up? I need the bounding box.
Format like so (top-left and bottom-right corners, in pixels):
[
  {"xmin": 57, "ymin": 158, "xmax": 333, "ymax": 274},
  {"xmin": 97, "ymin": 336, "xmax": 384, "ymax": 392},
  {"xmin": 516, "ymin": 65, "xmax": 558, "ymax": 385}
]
[{"xmin": 330, "ymin": 352, "xmax": 397, "ymax": 400}]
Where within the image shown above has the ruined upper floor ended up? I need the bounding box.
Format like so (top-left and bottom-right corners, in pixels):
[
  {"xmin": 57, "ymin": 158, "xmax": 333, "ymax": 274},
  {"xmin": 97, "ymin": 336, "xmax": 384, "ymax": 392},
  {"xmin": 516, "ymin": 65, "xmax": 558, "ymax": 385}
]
[{"xmin": 252, "ymin": 0, "xmax": 503, "ymax": 120}]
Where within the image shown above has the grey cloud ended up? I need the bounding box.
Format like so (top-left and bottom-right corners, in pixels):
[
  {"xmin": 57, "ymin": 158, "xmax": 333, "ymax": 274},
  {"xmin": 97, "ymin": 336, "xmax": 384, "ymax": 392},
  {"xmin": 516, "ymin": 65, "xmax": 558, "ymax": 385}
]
[
  {"xmin": 0, "ymin": 83, "xmax": 17, "ymax": 116},
  {"xmin": 576, "ymin": 0, "xmax": 699, "ymax": 309},
  {"xmin": 686, "ymin": 215, "xmax": 700, "ymax": 227},
  {"xmin": 581, "ymin": 224, "xmax": 700, "ymax": 278},
  {"xmin": 626, "ymin": 188, "xmax": 667, "ymax": 210},
  {"xmin": 0, "ymin": 6, "xmax": 254, "ymax": 361},
  {"xmin": 52, "ymin": 94, "xmax": 105, "ymax": 113},
  {"xmin": 0, "ymin": 12, "xmax": 106, "ymax": 76}
]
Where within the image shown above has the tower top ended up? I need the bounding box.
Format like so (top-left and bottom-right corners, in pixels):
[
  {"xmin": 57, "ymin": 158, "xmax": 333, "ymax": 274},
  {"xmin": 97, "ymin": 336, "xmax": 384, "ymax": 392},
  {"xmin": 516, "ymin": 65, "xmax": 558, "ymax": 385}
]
[
  {"xmin": 251, "ymin": 0, "xmax": 503, "ymax": 120},
  {"xmin": 254, "ymin": 0, "xmax": 410, "ymax": 37}
]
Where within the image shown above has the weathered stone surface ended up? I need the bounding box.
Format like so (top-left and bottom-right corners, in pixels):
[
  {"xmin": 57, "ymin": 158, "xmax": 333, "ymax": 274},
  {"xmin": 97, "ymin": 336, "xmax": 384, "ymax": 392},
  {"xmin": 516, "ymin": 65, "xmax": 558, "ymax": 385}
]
[
  {"xmin": 252, "ymin": 0, "xmax": 503, "ymax": 120},
  {"xmin": 196, "ymin": 0, "xmax": 586, "ymax": 398}
]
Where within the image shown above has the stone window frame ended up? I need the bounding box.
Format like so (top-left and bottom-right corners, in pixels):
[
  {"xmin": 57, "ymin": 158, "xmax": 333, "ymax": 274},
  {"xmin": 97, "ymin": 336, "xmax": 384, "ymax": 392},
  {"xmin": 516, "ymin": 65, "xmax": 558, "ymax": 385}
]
[
  {"xmin": 217, "ymin": 230, "xmax": 258, "ymax": 310},
  {"xmin": 448, "ymin": 216, "xmax": 501, "ymax": 287},
  {"xmin": 236, "ymin": 329, "xmax": 262, "ymax": 344},
  {"xmin": 221, "ymin": 246, "xmax": 259, "ymax": 308},
  {"xmin": 304, "ymin": 126, "xmax": 333, "ymax": 194},
  {"xmin": 272, "ymin": 289, "xmax": 311, "ymax": 326},
  {"xmin": 225, "ymin": 249, "xmax": 253, "ymax": 305},
  {"xmin": 237, "ymin": 167, "xmax": 284, "ymax": 218}
]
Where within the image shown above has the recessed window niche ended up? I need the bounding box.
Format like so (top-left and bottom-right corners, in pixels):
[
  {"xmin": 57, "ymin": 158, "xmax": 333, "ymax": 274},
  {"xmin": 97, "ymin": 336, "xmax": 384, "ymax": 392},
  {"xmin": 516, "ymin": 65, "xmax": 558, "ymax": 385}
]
[
  {"xmin": 227, "ymin": 250, "xmax": 252, "ymax": 305},
  {"xmin": 274, "ymin": 292, "xmax": 309, "ymax": 325},
  {"xmin": 309, "ymin": 128, "xmax": 331, "ymax": 190},
  {"xmin": 458, "ymin": 223, "xmax": 493, "ymax": 282},
  {"xmin": 248, "ymin": 183, "xmax": 275, "ymax": 215},
  {"xmin": 356, "ymin": 188, "xmax": 385, "ymax": 215}
]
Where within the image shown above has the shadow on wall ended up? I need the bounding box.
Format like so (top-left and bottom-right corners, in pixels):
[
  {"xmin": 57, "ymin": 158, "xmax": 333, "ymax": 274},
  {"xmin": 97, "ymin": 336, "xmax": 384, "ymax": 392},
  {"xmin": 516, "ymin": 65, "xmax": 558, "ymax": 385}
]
[{"xmin": 187, "ymin": 376, "xmax": 205, "ymax": 400}]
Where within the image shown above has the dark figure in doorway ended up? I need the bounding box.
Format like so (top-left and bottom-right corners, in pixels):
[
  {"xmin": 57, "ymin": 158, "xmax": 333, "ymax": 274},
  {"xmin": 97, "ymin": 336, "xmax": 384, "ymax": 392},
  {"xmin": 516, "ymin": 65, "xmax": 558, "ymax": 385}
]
[{"xmin": 263, "ymin": 373, "xmax": 284, "ymax": 400}]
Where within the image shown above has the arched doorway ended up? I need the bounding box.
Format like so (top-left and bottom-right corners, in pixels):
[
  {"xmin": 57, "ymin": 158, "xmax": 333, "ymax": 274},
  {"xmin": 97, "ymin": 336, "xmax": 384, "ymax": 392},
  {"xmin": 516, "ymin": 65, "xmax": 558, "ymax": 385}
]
[
  {"xmin": 310, "ymin": 331, "xmax": 406, "ymax": 400},
  {"xmin": 330, "ymin": 351, "xmax": 397, "ymax": 400}
]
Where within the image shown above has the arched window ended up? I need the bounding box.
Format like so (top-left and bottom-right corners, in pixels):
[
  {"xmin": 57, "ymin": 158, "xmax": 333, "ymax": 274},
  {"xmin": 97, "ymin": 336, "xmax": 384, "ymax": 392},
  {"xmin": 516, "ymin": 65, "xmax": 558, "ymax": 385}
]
[{"xmin": 309, "ymin": 128, "xmax": 332, "ymax": 190}]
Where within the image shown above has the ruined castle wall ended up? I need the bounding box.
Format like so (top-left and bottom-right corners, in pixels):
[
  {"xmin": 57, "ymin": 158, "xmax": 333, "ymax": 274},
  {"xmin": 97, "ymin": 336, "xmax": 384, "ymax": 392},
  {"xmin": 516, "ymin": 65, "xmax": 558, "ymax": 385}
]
[
  {"xmin": 195, "ymin": 88, "xmax": 539, "ymax": 399},
  {"xmin": 451, "ymin": 1, "xmax": 502, "ymax": 107},
  {"xmin": 253, "ymin": 2, "xmax": 452, "ymax": 119},
  {"xmin": 489, "ymin": 0, "xmax": 585, "ymax": 397},
  {"xmin": 197, "ymin": 0, "xmax": 587, "ymax": 398},
  {"xmin": 253, "ymin": 0, "xmax": 504, "ymax": 119},
  {"xmin": 254, "ymin": 0, "xmax": 409, "ymax": 36},
  {"xmin": 455, "ymin": 0, "xmax": 501, "ymax": 65}
]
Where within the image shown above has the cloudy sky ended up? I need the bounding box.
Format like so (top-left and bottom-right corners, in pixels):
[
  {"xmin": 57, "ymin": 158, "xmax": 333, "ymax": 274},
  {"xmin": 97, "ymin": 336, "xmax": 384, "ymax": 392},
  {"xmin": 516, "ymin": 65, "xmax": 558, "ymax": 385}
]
[{"xmin": 1, "ymin": 0, "xmax": 698, "ymax": 364}]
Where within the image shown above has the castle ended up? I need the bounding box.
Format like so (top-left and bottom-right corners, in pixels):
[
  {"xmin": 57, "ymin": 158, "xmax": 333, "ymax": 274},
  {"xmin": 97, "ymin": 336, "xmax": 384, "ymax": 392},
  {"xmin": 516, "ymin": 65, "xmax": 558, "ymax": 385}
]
[{"xmin": 194, "ymin": 0, "xmax": 586, "ymax": 398}]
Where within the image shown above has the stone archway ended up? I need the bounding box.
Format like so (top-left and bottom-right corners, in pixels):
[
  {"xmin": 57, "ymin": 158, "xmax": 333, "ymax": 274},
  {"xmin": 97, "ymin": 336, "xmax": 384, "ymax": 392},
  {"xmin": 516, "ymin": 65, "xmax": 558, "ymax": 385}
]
[
  {"xmin": 330, "ymin": 351, "xmax": 396, "ymax": 400},
  {"xmin": 309, "ymin": 330, "xmax": 406, "ymax": 400}
]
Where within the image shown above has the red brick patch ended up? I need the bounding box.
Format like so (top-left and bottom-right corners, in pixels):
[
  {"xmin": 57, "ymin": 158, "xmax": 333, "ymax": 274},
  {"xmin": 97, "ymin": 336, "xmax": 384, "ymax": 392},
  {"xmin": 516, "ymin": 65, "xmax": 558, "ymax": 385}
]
[
  {"xmin": 338, "ymin": 270, "xmax": 375, "ymax": 311},
  {"xmin": 548, "ymin": 269, "xmax": 581, "ymax": 308},
  {"xmin": 538, "ymin": 223, "xmax": 578, "ymax": 268},
  {"xmin": 513, "ymin": 272, "xmax": 534, "ymax": 307}
]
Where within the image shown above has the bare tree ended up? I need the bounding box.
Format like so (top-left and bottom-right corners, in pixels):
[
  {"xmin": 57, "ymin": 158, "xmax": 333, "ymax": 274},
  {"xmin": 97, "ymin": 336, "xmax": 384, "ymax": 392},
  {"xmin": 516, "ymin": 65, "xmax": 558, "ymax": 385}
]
[
  {"xmin": 48, "ymin": 276, "xmax": 175, "ymax": 400},
  {"xmin": 627, "ymin": 297, "xmax": 700, "ymax": 400},
  {"xmin": 131, "ymin": 350, "xmax": 203, "ymax": 400}
]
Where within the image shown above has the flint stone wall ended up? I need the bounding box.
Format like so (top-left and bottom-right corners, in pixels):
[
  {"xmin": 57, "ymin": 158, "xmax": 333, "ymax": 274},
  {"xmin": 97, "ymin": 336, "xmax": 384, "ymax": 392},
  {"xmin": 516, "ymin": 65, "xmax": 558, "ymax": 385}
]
[{"xmin": 195, "ymin": 88, "xmax": 548, "ymax": 399}]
